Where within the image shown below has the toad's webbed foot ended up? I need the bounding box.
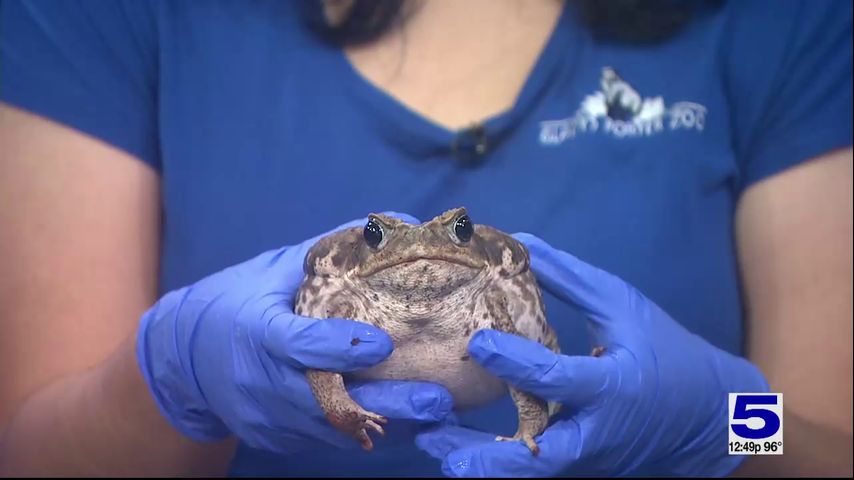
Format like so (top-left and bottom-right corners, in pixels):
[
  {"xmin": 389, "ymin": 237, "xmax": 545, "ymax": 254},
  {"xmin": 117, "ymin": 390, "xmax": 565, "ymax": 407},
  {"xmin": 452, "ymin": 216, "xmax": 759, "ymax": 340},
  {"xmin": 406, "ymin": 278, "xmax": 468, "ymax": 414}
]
[{"xmin": 306, "ymin": 370, "xmax": 388, "ymax": 451}]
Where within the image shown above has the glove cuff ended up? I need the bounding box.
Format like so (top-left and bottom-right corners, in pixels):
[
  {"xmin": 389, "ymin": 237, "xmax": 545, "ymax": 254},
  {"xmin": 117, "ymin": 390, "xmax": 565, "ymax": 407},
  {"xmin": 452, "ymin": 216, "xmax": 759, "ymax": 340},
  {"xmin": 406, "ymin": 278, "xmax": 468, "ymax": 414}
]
[
  {"xmin": 135, "ymin": 291, "xmax": 231, "ymax": 442},
  {"xmin": 665, "ymin": 346, "xmax": 771, "ymax": 477},
  {"xmin": 717, "ymin": 352, "xmax": 773, "ymax": 476}
]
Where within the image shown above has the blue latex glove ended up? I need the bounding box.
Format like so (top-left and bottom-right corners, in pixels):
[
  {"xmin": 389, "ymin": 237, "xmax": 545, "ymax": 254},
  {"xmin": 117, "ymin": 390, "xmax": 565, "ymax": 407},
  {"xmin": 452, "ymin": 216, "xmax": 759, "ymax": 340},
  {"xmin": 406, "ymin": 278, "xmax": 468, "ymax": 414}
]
[
  {"xmin": 415, "ymin": 233, "xmax": 770, "ymax": 477},
  {"xmin": 136, "ymin": 213, "xmax": 454, "ymax": 455}
]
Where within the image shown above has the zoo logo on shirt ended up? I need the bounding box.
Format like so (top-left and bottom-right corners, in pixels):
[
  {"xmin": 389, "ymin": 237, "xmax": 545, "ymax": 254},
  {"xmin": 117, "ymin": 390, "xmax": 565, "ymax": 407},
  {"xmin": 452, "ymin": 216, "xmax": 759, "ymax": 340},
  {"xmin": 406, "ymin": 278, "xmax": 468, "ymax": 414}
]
[{"xmin": 539, "ymin": 67, "xmax": 707, "ymax": 145}]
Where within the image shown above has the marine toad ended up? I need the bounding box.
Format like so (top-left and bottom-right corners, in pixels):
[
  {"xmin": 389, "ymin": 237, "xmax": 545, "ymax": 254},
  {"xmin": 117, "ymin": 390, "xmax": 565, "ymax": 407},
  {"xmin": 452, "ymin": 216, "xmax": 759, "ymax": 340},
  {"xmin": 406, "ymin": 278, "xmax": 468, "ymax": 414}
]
[{"xmin": 295, "ymin": 207, "xmax": 562, "ymax": 455}]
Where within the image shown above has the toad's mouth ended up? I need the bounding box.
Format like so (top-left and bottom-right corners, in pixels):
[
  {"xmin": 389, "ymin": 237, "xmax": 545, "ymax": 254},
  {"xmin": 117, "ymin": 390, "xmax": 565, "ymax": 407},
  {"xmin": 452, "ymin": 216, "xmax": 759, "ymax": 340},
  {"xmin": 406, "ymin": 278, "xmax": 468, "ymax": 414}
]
[
  {"xmin": 355, "ymin": 255, "xmax": 485, "ymax": 278},
  {"xmin": 359, "ymin": 256, "xmax": 484, "ymax": 298}
]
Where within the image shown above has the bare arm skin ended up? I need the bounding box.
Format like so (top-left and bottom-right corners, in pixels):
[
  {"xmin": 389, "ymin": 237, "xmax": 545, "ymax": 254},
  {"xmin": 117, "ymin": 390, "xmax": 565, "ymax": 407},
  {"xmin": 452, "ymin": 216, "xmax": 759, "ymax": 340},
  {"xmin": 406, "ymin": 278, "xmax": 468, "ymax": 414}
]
[
  {"xmin": 0, "ymin": 104, "xmax": 236, "ymax": 476},
  {"xmin": 734, "ymin": 147, "xmax": 853, "ymax": 477}
]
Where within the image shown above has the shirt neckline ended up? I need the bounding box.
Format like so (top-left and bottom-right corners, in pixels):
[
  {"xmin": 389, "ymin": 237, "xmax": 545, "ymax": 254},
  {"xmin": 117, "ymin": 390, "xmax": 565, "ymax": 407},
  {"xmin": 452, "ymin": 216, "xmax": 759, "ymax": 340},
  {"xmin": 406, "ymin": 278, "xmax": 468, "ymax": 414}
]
[{"xmin": 331, "ymin": 1, "xmax": 582, "ymax": 161}]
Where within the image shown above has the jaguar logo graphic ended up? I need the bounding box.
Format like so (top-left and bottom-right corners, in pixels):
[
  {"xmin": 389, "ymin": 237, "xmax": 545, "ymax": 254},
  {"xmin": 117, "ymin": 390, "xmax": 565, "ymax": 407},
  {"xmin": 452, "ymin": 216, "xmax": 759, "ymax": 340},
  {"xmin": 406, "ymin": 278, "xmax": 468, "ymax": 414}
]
[{"xmin": 540, "ymin": 67, "xmax": 707, "ymax": 144}]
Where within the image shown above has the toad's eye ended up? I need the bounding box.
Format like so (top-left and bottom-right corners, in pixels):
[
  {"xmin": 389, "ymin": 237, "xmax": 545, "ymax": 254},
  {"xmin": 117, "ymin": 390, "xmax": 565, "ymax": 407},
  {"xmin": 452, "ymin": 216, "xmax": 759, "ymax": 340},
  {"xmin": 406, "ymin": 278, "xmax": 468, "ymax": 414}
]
[
  {"xmin": 454, "ymin": 215, "xmax": 473, "ymax": 242},
  {"xmin": 364, "ymin": 219, "xmax": 384, "ymax": 248}
]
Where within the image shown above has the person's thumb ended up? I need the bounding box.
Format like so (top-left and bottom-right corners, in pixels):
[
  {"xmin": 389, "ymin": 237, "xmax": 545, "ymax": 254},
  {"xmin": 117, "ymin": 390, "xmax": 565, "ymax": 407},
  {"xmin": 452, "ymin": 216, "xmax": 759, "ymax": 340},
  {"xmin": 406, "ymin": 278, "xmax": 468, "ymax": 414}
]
[
  {"xmin": 263, "ymin": 310, "xmax": 393, "ymax": 372},
  {"xmin": 513, "ymin": 233, "xmax": 637, "ymax": 336},
  {"xmin": 467, "ymin": 330, "xmax": 615, "ymax": 409}
]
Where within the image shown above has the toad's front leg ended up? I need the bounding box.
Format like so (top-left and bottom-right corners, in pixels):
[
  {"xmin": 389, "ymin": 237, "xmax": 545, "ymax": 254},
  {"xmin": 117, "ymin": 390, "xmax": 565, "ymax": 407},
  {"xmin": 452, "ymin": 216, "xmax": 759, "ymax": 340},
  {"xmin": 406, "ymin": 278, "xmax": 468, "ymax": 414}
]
[
  {"xmin": 295, "ymin": 292, "xmax": 387, "ymax": 451},
  {"xmin": 483, "ymin": 288, "xmax": 549, "ymax": 456},
  {"xmin": 306, "ymin": 370, "xmax": 387, "ymax": 451},
  {"xmin": 495, "ymin": 388, "xmax": 549, "ymax": 456}
]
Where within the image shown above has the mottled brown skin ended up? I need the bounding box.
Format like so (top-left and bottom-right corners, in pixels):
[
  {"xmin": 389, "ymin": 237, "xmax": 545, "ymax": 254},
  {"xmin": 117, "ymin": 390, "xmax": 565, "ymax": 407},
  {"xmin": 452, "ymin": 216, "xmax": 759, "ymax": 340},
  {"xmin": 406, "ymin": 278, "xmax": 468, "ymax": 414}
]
[{"xmin": 295, "ymin": 207, "xmax": 563, "ymax": 455}]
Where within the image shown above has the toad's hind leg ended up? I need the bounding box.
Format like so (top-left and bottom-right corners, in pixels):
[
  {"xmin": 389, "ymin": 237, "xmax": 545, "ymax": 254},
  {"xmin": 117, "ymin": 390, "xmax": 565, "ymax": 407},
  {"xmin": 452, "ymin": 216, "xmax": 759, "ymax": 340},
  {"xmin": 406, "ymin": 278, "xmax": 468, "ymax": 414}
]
[{"xmin": 484, "ymin": 288, "xmax": 549, "ymax": 456}]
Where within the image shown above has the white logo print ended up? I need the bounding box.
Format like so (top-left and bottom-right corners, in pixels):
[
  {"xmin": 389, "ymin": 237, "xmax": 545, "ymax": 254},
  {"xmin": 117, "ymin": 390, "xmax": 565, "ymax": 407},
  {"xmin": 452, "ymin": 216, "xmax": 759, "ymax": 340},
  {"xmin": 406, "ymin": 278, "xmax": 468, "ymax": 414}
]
[{"xmin": 539, "ymin": 67, "xmax": 707, "ymax": 145}]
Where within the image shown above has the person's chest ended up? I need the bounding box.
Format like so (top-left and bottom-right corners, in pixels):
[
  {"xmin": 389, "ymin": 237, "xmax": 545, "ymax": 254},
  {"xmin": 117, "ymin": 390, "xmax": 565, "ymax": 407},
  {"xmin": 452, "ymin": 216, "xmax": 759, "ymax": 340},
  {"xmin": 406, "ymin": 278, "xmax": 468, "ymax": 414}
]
[{"xmin": 154, "ymin": 1, "xmax": 745, "ymax": 356}]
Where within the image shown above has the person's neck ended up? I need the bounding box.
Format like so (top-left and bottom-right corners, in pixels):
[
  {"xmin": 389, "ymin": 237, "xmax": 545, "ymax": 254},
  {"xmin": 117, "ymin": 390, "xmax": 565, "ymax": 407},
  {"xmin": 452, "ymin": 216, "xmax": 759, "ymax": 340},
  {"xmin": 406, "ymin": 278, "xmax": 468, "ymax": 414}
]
[{"xmin": 343, "ymin": 0, "xmax": 566, "ymax": 131}]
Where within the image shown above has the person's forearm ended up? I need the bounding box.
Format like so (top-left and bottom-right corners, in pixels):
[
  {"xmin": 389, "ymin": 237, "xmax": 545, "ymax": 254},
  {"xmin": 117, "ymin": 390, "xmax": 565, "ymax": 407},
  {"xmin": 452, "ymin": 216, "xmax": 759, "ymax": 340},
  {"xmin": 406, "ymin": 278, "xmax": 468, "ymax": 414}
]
[
  {"xmin": 0, "ymin": 334, "xmax": 237, "ymax": 476},
  {"xmin": 733, "ymin": 409, "xmax": 853, "ymax": 477}
]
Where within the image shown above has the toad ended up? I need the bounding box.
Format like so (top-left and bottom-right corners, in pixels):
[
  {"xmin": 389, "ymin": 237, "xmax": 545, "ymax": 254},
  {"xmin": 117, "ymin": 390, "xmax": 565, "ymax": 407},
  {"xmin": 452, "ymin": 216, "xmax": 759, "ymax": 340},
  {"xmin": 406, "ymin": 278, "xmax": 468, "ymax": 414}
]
[{"xmin": 295, "ymin": 207, "xmax": 562, "ymax": 455}]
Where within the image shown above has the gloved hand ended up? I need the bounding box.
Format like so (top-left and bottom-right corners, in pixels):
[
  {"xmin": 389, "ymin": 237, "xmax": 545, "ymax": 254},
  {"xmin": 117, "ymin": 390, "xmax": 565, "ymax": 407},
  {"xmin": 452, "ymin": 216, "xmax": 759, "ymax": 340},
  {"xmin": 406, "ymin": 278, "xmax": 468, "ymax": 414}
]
[
  {"xmin": 136, "ymin": 213, "xmax": 454, "ymax": 455},
  {"xmin": 415, "ymin": 233, "xmax": 770, "ymax": 477}
]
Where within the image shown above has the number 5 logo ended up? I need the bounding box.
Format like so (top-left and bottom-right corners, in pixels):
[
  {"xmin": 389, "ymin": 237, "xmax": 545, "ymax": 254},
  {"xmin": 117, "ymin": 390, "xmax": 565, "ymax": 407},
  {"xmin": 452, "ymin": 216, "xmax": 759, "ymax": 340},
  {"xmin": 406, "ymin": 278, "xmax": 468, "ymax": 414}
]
[{"xmin": 730, "ymin": 394, "xmax": 781, "ymax": 439}]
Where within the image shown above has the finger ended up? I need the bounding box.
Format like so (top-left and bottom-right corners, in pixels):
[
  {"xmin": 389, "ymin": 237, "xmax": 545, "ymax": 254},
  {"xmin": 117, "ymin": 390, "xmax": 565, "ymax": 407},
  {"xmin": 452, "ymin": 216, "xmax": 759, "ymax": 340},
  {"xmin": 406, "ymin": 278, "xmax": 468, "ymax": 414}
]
[
  {"xmin": 512, "ymin": 232, "xmax": 636, "ymax": 329},
  {"xmin": 415, "ymin": 424, "xmax": 498, "ymax": 461},
  {"xmin": 468, "ymin": 330, "xmax": 615, "ymax": 408},
  {"xmin": 263, "ymin": 312, "xmax": 393, "ymax": 372},
  {"xmin": 348, "ymin": 380, "xmax": 454, "ymax": 422},
  {"xmin": 439, "ymin": 419, "xmax": 583, "ymax": 478}
]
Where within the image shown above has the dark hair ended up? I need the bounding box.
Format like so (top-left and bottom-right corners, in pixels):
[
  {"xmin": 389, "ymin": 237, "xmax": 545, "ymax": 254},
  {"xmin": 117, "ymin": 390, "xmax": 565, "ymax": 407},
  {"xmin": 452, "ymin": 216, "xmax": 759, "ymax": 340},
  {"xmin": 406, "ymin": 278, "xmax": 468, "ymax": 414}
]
[{"xmin": 311, "ymin": 0, "xmax": 719, "ymax": 46}]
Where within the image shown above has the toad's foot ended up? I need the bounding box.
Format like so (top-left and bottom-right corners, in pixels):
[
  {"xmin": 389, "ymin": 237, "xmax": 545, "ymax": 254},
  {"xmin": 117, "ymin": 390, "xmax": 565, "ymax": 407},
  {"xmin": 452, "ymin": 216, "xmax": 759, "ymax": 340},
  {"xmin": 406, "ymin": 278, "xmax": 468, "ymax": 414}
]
[
  {"xmin": 500, "ymin": 386, "xmax": 548, "ymax": 456},
  {"xmin": 335, "ymin": 406, "xmax": 387, "ymax": 451},
  {"xmin": 495, "ymin": 431, "xmax": 540, "ymax": 456},
  {"xmin": 307, "ymin": 370, "xmax": 388, "ymax": 451}
]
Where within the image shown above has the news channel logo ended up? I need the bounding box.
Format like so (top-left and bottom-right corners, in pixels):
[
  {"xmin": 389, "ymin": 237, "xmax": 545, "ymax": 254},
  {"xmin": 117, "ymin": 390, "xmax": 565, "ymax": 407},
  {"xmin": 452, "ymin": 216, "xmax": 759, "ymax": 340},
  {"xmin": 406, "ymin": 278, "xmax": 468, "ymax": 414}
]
[{"xmin": 728, "ymin": 393, "xmax": 783, "ymax": 455}]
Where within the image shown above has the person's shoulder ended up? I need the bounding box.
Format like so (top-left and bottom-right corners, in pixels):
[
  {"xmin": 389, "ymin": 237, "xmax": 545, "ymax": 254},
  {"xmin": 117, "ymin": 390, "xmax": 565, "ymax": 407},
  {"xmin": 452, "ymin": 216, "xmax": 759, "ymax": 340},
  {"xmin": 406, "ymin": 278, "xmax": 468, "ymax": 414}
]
[
  {"xmin": 709, "ymin": 0, "xmax": 852, "ymax": 194},
  {"xmin": 715, "ymin": 0, "xmax": 850, "ymax": 26},
  {"xmin": 0, "ymin": 0, "xmax": 166, "ymax": 169},
  {"xmin": 0, "ymin": 0, "xmax": 307, "ymax": 172},
  {"xmin": 713, "ymin": 0, "xmax": 851, "ymax": 53},
  {"xmin": 158, "ymin": 0, "xmax": 310, "ymax": 25},
  {"xmin": 721, "ymin": 0, "xmax": 849, "ymax": 17}
]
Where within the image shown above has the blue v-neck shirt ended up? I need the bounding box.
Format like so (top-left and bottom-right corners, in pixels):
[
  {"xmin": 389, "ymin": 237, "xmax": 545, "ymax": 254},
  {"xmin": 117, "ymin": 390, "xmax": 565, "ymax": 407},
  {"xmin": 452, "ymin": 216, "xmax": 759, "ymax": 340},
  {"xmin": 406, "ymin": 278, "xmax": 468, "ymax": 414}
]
[{"xmin": 2, "ymin": 0, "xmax": 851, "ymax": 476}]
